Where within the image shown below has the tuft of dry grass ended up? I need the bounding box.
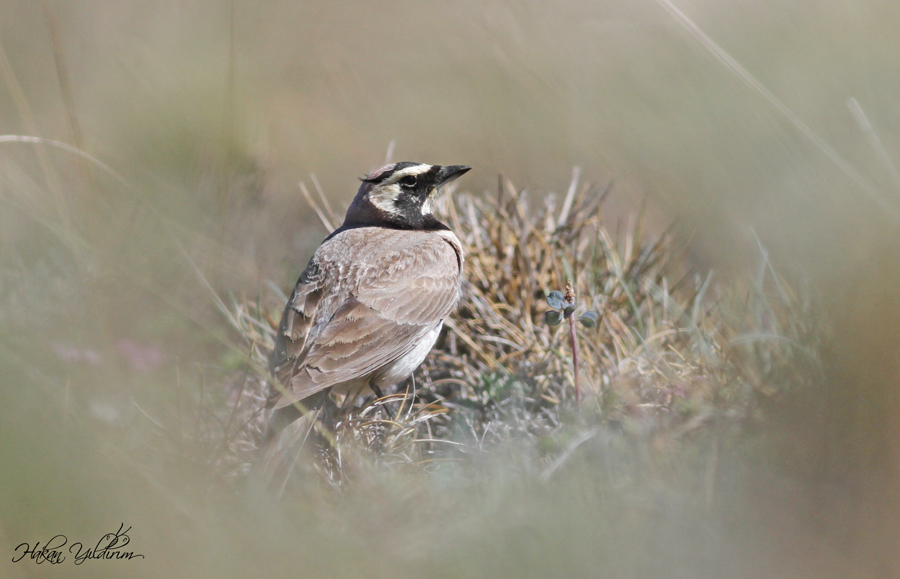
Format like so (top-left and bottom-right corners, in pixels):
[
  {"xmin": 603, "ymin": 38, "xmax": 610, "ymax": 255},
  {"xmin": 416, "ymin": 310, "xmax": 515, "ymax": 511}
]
[{"xmin": 217, "ymin": 172, "xmax": 827, "ymax": 488}]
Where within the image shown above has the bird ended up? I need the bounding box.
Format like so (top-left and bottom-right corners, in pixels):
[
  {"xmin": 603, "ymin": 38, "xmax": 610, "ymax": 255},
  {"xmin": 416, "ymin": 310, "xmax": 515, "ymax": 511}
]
[{"xmin": 263, "ymin": 161, "xmax": 471, "ymax": 445}]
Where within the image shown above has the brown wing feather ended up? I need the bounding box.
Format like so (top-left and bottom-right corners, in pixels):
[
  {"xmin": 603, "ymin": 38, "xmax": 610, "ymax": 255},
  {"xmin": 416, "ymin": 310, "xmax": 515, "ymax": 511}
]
[
  {"xmin": 267, "ymin": 259, "xmax": 326, "ymax": 407},
  {"xmin": 270, "ymin": 229, "xmax": 461, "ymax": 409}
]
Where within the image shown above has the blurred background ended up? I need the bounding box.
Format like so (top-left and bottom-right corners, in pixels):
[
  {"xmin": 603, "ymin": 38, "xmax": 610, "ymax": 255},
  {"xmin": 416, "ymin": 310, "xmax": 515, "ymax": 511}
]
[{"xmin": 2, "ymin": 0, "xmax": 900, "ymax": 577}]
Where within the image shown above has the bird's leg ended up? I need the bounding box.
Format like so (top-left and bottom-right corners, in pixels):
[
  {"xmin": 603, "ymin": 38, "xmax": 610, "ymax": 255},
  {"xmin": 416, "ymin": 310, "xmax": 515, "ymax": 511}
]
[{"xmin": 370, "ymin": 383, "xmax": 395, "ymax": 419}]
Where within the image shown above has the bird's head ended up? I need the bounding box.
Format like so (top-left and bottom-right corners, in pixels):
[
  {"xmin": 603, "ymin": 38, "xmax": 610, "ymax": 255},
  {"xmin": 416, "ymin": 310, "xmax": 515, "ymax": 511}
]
[{"xmin": 343, "ymin": 162, "xmax": 471, "ymax": 230}]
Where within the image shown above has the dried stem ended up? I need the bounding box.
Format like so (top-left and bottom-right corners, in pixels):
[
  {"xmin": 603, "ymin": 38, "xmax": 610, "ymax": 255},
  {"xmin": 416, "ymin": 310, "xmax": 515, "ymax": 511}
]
[
  {"xmin": 569, "ymin": 315, "xmax": 580, "ymax": 405},
  {"xmin": 564, "ymin": 280, "xmax": 580, "ymax": 404}
]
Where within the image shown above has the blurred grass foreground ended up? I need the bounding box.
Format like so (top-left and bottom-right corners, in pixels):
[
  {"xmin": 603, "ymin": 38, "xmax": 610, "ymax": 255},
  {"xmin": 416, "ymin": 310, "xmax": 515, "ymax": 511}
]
[{"xmin": 3, "ymin": 1, "xmax": 900, "ymax": 578}]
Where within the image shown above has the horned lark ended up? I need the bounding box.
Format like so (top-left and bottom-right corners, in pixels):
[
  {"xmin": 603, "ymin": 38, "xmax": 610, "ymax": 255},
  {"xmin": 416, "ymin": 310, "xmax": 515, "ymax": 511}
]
[{"xmin": 264, "ymin": 162, "xmax": 470, "ymax": 442}]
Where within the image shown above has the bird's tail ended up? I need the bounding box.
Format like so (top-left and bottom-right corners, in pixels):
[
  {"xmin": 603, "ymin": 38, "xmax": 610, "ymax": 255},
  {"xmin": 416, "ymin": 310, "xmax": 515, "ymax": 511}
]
[
  {"xmin": 252, "ymin": 406, "xmax": 323, "ymax": 496},
  {"xmin": 252, "ymin": 391, "xmax": 338, "ymax": 496}
]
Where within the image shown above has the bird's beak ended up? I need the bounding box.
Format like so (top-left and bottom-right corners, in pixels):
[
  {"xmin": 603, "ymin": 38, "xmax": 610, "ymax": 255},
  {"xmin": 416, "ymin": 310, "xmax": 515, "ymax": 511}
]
[{"xmin": 436, "ymin": 165, "xmax": 471, "ymax": 188}]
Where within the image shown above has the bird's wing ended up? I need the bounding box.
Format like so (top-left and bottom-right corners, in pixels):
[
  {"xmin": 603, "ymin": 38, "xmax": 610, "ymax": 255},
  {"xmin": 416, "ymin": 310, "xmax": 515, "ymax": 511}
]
[
  {"xmin": 267, "ymin": 258, "xmax": 327, "ymax": 404},
  {"xmin": 272, "ymin": 233, "xmax": 461, "ymax": 409}
]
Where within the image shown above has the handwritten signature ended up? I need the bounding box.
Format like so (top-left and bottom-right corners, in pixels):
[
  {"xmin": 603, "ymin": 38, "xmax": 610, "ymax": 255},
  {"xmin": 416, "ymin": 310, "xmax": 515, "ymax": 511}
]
[{"xmin": 12, "ymin": 523, "xmax": 145, "ymax": 565}]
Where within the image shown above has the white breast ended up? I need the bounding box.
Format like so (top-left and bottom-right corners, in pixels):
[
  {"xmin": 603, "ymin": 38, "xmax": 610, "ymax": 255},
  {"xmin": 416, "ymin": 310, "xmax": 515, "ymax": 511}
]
[{"xmin": 372, "ymin": 322, "xmax": 443, "ymax": 388}]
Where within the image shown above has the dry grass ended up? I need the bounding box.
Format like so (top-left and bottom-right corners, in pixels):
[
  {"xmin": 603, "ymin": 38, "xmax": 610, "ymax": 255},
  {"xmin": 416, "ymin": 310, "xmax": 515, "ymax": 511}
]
[{"xmin": 215, "ymin": 172, "xmax": 826, "ymax": 490}]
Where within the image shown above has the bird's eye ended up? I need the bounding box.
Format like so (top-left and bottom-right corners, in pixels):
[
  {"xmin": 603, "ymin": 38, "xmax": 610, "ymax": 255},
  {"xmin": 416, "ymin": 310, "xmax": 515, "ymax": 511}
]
[{"xmin": 399, "ymin": 175, "xmax": 417, "ymax": 187}]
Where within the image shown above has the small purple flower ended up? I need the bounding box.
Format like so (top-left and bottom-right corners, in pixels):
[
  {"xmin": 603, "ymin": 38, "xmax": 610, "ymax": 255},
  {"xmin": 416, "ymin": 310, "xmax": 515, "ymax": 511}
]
[{"xmin": 116, "ymin": 339, "xmax": 162, "ymax": 372}]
